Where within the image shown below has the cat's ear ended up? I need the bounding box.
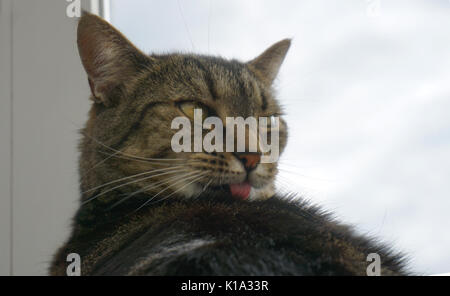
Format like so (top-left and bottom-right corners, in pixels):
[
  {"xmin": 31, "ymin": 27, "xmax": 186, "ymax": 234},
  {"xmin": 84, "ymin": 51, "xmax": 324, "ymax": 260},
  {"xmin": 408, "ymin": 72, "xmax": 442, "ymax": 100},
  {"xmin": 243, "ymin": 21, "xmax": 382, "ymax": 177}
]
[
  {"xmin": 247, "ymin": 39, "xmax": 291, "ymax": 85},
  {"xmin": 77, "ymin": 13, "xmax": 151, "ymax": 106}
]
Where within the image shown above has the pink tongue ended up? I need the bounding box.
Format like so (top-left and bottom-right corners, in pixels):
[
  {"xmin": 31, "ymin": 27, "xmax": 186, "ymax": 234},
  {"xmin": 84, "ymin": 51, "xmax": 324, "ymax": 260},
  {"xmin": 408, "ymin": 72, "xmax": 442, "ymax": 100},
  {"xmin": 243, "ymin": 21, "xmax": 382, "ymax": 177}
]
[{"xmin": 229, "ymin": 182, "xmax": 251, "ymax": 200}]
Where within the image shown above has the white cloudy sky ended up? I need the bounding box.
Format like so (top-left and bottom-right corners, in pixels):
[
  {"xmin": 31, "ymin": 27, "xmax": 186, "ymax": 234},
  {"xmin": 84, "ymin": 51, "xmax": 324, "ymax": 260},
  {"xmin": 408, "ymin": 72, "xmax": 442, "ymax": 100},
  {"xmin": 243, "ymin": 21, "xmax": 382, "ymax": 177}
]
[{"xmin": 111, "ymin": 0, "xmax": 450, "ymax": 274}]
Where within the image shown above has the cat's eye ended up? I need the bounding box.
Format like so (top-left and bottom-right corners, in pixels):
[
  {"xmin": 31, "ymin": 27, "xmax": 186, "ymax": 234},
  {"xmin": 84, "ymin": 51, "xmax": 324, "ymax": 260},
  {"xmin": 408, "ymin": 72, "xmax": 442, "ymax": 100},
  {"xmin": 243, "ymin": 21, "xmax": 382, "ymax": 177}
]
[{"xmin": 178, "ymin": 101, "xmax": 209, "ymax": 121}]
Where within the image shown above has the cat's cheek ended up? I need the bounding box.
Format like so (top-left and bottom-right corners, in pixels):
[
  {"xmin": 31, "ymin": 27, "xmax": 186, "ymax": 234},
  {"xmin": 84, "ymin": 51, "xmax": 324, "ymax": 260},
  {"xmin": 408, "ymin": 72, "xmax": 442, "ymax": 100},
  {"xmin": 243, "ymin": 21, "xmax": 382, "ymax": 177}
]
[{"xmin": 247, "ymin": 165, "xmax": 272, "ymax": 189}]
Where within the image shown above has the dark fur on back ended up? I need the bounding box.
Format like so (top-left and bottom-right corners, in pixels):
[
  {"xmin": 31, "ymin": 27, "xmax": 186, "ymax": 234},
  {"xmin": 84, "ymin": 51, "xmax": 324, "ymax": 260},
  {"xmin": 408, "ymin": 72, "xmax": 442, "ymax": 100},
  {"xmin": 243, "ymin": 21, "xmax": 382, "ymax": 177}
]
[{"xmin": 51, "ymin": 194, "xmax": 408, "ymax": 275}]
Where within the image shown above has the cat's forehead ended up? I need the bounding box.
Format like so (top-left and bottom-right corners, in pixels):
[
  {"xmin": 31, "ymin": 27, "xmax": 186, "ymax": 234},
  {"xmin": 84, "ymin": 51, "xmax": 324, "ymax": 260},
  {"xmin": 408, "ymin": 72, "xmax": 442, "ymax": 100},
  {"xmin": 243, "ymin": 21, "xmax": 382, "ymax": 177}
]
[{"xmin": 147, "ymin": 53, "xmax": 278, "ymax": 116}]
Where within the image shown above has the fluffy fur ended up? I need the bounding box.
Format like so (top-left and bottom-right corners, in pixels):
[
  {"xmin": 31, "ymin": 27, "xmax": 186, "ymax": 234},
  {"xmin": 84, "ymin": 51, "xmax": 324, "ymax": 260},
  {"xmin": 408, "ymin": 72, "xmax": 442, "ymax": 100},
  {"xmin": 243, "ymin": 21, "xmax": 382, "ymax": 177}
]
[{"xmin": 51, "ymin": 194, "xmax": 408, "ymax": 275}]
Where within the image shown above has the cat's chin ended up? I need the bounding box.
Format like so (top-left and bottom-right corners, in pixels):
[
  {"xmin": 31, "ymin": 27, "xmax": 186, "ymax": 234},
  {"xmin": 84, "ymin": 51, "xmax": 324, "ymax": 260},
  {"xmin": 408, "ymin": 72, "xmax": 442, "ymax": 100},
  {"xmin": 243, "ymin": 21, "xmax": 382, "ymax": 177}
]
[{"xmin": 248, "ymin": 182, "xmax": 276, "ymax": 201}]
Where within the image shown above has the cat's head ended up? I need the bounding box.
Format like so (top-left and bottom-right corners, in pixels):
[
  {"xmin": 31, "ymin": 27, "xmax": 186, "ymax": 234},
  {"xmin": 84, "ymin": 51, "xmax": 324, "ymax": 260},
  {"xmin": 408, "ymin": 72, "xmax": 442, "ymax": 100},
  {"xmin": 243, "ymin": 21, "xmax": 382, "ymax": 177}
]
[{"xmin": 78, "ymin": 13, "xmax": 289, "ymax": 206}]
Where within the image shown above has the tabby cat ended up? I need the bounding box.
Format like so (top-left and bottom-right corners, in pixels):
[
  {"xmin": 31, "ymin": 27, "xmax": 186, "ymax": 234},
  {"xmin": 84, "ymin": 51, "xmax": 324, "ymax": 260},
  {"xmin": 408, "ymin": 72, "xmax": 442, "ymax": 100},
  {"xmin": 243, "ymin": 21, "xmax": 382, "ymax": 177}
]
[{"xmin": 50, "ymin": 13, "xmax": 408, "ymax": 276}]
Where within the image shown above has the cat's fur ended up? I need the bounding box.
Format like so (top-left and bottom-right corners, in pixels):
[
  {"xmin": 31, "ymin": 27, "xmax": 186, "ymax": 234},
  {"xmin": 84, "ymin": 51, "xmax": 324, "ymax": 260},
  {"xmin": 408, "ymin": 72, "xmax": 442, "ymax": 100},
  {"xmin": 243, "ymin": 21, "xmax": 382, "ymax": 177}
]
[{"xmin": 50, "ymin": 13, "xmax": 408, "ymax": 276}]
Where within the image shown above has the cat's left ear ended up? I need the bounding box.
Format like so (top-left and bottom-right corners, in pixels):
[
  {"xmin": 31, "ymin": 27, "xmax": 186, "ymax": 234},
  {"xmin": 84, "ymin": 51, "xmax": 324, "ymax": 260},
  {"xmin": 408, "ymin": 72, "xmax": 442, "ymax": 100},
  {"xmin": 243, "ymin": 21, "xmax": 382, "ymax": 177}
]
[
  {"xmin": 247, "ymin": 39, "xmax": 291, "ymax": 85},
  {"xmin": 77, "ymin": 13, "xmax": 152, "ymax": 106}
]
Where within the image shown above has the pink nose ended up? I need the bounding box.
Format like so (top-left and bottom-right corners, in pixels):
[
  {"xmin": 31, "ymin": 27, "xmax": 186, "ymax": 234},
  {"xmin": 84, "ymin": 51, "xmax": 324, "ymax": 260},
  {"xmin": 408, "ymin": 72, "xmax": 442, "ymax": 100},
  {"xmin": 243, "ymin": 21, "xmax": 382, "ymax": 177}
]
[{"xmin": 236, "ymin": 153, "xmax": 261, "ymax": 170}]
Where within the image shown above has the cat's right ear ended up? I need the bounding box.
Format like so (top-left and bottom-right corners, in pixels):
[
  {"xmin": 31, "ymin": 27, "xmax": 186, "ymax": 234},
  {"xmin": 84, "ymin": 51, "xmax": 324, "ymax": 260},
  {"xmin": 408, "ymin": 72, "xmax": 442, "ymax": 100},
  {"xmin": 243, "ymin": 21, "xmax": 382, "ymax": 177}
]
[
  {"xmin": 247, "ymin": 39, "xmax": 291, "ymax": 86},
  {"xmin": 77, "ymin": 13, "xmax": 152, "ymax": 106}
]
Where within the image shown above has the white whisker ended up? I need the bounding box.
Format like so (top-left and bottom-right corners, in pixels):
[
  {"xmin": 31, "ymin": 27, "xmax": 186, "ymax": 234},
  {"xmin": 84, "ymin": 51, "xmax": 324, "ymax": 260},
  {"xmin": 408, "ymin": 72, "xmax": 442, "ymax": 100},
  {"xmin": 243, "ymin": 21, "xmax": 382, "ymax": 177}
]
[
  {"xmin": 83, "ymin": 132, "xmax": 191, "ymax": 162},
  {"xmin": 82, "ymin": 168, "xmax": 190, "ymax": 205},
  {"xmin": 135, "ymin": 171, "xmax": 207, "ymax": 211},
  {"xmin": 107, "ymin": 172, "xmax": 195, "ymax": 210},
  {"xmin": 82, "ymin": 165, "xmax": 186, "ymax": 194},
  {"xmin": 83, "ymin": 150, "xmax": 121, "ymax": 177},
  {"xmin": 152, "ymin": 173, "xmax": 208, "ymax": 206}
]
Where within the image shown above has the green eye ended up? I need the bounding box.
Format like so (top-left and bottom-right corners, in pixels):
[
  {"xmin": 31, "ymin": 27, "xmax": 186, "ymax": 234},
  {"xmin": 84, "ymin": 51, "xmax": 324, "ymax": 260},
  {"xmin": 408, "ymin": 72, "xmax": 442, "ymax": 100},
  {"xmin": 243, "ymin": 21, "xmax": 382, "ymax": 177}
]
[{"xmin": 179, "ymin": 101, "xmax": 209, "ymax": 121}]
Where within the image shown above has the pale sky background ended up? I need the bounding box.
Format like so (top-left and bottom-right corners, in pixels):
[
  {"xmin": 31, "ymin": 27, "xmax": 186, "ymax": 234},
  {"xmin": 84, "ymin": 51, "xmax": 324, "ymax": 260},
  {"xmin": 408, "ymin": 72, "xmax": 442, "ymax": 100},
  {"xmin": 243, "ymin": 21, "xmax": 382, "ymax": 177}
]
[{"xmin": 111, "ymin": 0, "xmax": 450, "ymax": 275}]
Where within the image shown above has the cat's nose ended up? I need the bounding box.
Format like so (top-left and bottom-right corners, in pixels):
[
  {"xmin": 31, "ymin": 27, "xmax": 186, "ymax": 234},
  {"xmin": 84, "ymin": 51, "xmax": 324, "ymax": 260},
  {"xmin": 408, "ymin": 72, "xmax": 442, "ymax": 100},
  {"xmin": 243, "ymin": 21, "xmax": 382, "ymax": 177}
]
[{"xmin": 235, "ymin": 153, "xmax": 261, "ymax": 171}]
